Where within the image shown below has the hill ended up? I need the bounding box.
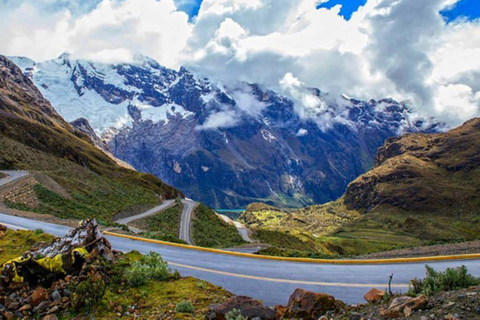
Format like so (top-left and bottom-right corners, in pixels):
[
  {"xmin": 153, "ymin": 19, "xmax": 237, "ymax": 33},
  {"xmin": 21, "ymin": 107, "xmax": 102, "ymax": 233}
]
[
  {"xmin": 242, "ymin": 118, "xmax": 480, "ymax": 256},
  {"xmin": 0, "ymin": 55, "xmax": 180, "ymax": 223}
]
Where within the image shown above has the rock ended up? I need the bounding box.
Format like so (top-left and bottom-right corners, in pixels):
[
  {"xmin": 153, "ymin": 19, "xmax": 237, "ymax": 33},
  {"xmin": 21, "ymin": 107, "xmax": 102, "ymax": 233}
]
[
  {"xmin": 19, "ymin": 304, "xmax": 32, "ymax": 312},
  {"xmin": 32, "ymin": 287, "xmax": 49, "ymax": 306},
  {"xmin": 364, "ymin": 288, "xmax": 385, "ymax": 303},
  {"xmin": 275, "ymin": 305, "xmax": 287, "ymax": 319},
  {"xmin": 43, "ymin": 315, "xmax": 58, "ymax": 320},
  {"xmin": 207, "ymin": 296, "xmax": 275, "ymax": 320},
  {"xmin": 51, "ymin": 290, "xmax": 61, "ymax": 302},
  {"xmin": 404, "ymin": 306, "xmax": 413, "ymax": 317},
  {"xmin": 282, "ymin": 289, "xmax": 344, "ymax": 320},
  {"xmin": 1, "ymin": 310, "xmax": 14, "ymax": 320},
  {"xmin": 444, "ymin": 314, "xmax": 458, "ymax": 320},
  {"xmin": 381, "ymin": 295, "xmax": 428, "ymax": 319},
  {"xmin": 33, "ymin": 301, "xmax": 51, "ymax": 313},
  {"xmin": 7, "ymin": 301, "xmax": 19, "ymax": 310},
  {"xmin": 48, "ymin": 306, "xmax": 60, "ymax": 314}
]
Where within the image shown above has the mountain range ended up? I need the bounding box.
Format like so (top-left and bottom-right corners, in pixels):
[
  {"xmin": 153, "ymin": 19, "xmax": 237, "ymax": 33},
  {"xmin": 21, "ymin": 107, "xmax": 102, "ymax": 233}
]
[{"xmin": 10, "ymin": 54, "xmax": 439, "ymax": 209}]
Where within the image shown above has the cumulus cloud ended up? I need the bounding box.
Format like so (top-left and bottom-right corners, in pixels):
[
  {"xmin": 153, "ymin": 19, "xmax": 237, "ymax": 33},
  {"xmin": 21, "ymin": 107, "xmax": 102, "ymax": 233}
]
[
  {"xmin": 0, "ymin": 0, "xmax": 192, "ymax": 67},
  {"xmin": 1, "ymin": 0, "xmax": 480, "ymax": 127}
]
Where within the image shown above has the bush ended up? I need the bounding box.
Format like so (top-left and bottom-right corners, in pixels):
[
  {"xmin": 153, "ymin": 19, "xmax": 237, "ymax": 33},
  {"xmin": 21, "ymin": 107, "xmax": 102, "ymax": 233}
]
[
  {"xmin": 125, "ymin": 252, "xmax": 174, "ymax": 287},
  {"xmin": 408, "ymin": 265, "xmax": 480, "ymax": 296},
  {"xmin": 70, "ymin": 277, "xmax": 106, "ymax": 312},
  {"xmin": 175, "ymin": 300, "xmax": 195, "ymax": 313},
  {"xmin": 34, "ymin": 229, "xmax": 44, "ymax": 235},
  {"xmin": 196, "ymin": 280, "xmax": 207, "ymax": 290},
  {"xmin": 225, "ymin": 308, "xmax": 247, "ymax": 320}
]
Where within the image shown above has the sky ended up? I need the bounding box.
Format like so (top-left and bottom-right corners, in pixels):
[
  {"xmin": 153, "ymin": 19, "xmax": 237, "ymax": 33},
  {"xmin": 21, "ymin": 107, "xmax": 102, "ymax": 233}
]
[{"xmin": 1, "ymin": 0, "xmax": 480, "ymax": 128}]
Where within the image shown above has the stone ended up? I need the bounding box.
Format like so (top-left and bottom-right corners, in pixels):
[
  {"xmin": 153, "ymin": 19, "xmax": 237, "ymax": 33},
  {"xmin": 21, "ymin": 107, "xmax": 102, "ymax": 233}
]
[
  {"xmin": 19, "ymin": 304, "xmax": 32, "ymax": 312},
  {"xmin": 207, "ymin": 296, "xmax": 275, "ymax": 320},
  {"xmin": 7, "ymin": 301, "xmax": 19, "ymax": 310},
  {"xmin": 33, "ymin": 301, "xmax": 51, "ymax": 313},
  {"xmin": 1, "ymin": 310, "xmax": 14, "ymax": 320},
  {"xmin": 32, "ymin": 287, "xmax": 49, "ymax": 306},
  {"xmin": 282, "ymin": 289, "xmax": 344, "ymax": 320},
  {"xmin": 43, "ymin": 315, "xmax": 59, "ymax": 320},
  {"xmin": 381, "ymin": 295, "xmax": 428, "ymax": 319},
  {"xmin": 48, "ymin": 306, "xmax": 60, "ymax": 314},
  {"xmin": 404, "ymin": 306, "xmax": 413, "ymax": 318},
  {"xmin": 51, "ymin": 290, "xmax": 61, "ymax": 302},
  {"xmin": 364, "ymin": 288, "xmax": 385, "ymax": 303}
]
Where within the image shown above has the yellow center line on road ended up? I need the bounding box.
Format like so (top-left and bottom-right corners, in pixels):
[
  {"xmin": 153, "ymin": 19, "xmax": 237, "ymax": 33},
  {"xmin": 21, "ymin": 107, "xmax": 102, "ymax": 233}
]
[{"xmin": 169, "ymin": 261, "xmax": 410, "ymax": 288}]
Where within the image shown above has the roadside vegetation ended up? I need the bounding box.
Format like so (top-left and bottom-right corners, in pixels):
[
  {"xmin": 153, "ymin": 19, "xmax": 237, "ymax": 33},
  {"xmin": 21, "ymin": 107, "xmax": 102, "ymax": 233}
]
[
  {"xmin": 0, "ymin": 134, "xmax": 179, "ymax": 224},
  {"xmin": 0, "ymin": 172, "xmax": 6, "ymax": 179},
  {"xmin": 192, "ymin": 204, "xmax": 244, "ymax": 248},
  {"xmin": 0, "ymin": 229, "xmax": 54, "ymax": 263},
  {"xmin": 408, "ymin": 265, "xmax": 480, "ymax": 296}
]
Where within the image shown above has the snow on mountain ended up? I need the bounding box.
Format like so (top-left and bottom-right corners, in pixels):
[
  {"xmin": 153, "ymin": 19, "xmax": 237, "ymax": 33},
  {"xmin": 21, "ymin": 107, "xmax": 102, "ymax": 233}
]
[{"xmin": 10, "ymin": 54, "xmax": 441, "ymax": 209}]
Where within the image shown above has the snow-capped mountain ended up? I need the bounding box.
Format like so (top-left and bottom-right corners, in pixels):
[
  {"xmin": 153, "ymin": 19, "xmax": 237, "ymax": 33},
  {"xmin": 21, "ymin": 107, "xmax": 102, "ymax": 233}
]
[{"xmin": 10, "ymin": 54, "xmax": 440, "ymax": 209}]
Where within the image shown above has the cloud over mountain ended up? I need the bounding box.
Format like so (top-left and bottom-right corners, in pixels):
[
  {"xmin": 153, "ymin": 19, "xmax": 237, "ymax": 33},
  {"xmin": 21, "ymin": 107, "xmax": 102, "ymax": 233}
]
[{"xmin": 1, "ymin": 0, "xmax": 479, "ymax": 127}]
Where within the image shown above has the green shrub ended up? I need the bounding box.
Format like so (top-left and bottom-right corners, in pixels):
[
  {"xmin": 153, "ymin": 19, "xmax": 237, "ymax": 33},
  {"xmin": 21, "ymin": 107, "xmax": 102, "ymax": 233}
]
[
  {"xmin": 408, "ymin": 265, "xmax": 480, "ymax": 296},
  {"xmin": 34, "ymin": 228, "xmax": 44, "ymax": 235},
  {"xmin": 225, "ymin": 308, "xmax": 247, "ymax": 320},
  {"xmin": 175, "ymin": 300, "xmax": 195, "ymax": 313},
  {"xmin": 192, "ymin": 204, "xmax": 244, "ymax": 248},
  {"xmin": 70, "ymin": 277, "xmax": 106, "ymax": 312},
  {"xmin": 196, "ymin": 280, "xmax": 207, "ymax": 290},
  {"xmin": 125, "ymin": 252, "xmax": 174, "ymax": 287}
]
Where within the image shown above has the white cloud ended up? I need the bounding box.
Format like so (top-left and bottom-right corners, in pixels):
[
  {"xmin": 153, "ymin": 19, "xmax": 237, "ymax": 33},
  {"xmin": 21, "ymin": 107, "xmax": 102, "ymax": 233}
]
[
  {"xmin": 1, "ymin": 0, "xmax": 480, "ymax": 127},
  {"xmin": 196, "ymin": 108, "xmax": 240, "ymax": 130},
  {"xmin": 0, "ymin": 0, "xmax": 192, "ymax": 68}
]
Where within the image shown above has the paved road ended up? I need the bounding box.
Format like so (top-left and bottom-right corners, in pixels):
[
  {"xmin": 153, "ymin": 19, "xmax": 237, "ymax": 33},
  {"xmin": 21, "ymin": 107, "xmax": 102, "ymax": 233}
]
[
  {"xmin": 115, "ymin": 200, "xmax": 175, "ymax": 225},
  {"xmin": 218, "ymin": 214, "xmax": 253, "ymax": 242},
  {"xmin": 180, "ymin": 199, "xmax": 195, "ymax": 244},
  {"xmin": 1, "ymin": 213, "xmax": 479, "ymax": 306},
  {"xmin": 0, "ymin": 170, "xmax": 28, "ymax": 187}
]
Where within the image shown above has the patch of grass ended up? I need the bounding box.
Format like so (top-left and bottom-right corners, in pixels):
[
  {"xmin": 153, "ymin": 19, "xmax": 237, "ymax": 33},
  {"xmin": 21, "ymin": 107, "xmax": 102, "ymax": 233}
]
[
  {"xmin": 125, "ymin": 252, "xmax": 174, "ymax": 287},
  {"xmin": 175, "ymin": 301, "xmax": 195, "ymax": 313},
  {"xmin": 409, "ymin": 265, "xmax": 480, "ymax": 296},
  {"xmin": 144, "ymin": 203, "xmax": 182, "ymax": 237},
  {"xmin": 253, "ymin": 229, "xmax": 316, "ymax": 252},
  {"xmin": 97, "ymin": 276, "xmax": 232, "ymax": 319},
  {"xmin": 0, "ymin": 229, "xmax": 54, "ymax": 264},
  {"xmin": 192, "ymin": 204, "xmax": 244, "ymax": 248}
]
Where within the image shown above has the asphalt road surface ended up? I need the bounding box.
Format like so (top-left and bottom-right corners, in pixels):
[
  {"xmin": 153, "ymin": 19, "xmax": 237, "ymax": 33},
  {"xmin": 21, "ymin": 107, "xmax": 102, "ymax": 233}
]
[
  {"xmin": 0, "ymin": 170, "xmax": 28, "ymax": 187},
  {"xmin": 1, "ymin": 212, "xmax": 479, "ymax": 306},
  {"xmin": 115, "ymin": 200, "xmax": 175, "ymax": 225},
  {"xmin": 180, "ymin": 199, "xmax": 195, "ymax": 244}
]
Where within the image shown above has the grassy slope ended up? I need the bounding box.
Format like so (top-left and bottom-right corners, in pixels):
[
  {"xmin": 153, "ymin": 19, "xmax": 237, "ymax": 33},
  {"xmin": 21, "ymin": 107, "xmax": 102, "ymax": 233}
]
[
  {"xmin": 192, "ymin": 204, "xmax": 244, "ymax": 248},
  {"xmin": 0, "ymin": 229, "xmax": 54, "ymax": 264},
  {"xmin": 243, "ymin": 119, "xmax": 480, "ymax": 257},
  {"xmin": 0, "ymin": 56, "xmax": 180, "ymax": 223},
  {"xmin": 130, "ymin": 200, "xmax": 186, "ymax": 243}
]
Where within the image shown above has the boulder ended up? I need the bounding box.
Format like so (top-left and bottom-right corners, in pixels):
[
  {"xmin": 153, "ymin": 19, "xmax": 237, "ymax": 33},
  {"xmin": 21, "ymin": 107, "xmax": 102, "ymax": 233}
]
[
  {"xmin": 381, "ymin": 295, "xmax": 428, "ymax": 318},
  {"xmin": 207, "ymin": 296, "xmax": 275, "ymax": 320},
  {"xmin": 32, "ymin": 287, "xmax": 49, "ymax": 306},
  {"xmin": 364, "ymin": 288, "xmax": 385, "ymax": 303},
  {"xmin": 282, "ymin": 289, "xmax": 344, "ymax": 320}
]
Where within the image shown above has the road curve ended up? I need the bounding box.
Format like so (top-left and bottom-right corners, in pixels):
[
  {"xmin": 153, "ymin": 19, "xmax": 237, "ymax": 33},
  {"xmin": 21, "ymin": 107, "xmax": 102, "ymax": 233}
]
[
  {"xmin": 1, "ymin": 212, "xmax": 479, "ymax": 306},
  {"xmin": 0, "ymin": 170, "xmax": 28, "ymax": 187},
  {"xmin": 115, "ymin": 200, "xmax": 175, "ymax": 225},
  {"xmin": 180, "ymin": 199, "xmax": 195, "ymax": 245}
]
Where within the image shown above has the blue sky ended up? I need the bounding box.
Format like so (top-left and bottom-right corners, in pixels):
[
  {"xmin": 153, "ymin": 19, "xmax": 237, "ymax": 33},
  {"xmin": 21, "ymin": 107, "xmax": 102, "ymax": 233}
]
[{"xmin": 175, "ymin": 0, "xmax": 480, "ymax": 22}]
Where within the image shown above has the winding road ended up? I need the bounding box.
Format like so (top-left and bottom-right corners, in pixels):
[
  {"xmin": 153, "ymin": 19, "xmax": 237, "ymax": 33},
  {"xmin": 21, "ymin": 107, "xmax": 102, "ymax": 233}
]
[
  {"xmin": 1, "ymin": 170, "xmax": 480, "ymax": 306},
  {"xmin": 179, "ymin": 199, "xmax": 196, "ymax": 245},
  {"xmin": 115, "ymin": 200, "xmax": 175, "ymax": 225},
  {"xmin": 1, "ymin": 213, "xmax": 479, "ymax": 306}
]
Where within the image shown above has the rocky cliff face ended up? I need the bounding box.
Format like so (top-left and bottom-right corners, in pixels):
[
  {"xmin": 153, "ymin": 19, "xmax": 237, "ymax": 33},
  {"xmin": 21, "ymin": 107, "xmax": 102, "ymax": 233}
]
[
  {"xmin": 344, "ymin": 118, "xmax": 480, "ymax": 212},
  {"xmin": 10, "ymin": 54, "xmax": 438, "ymax": 208}
]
